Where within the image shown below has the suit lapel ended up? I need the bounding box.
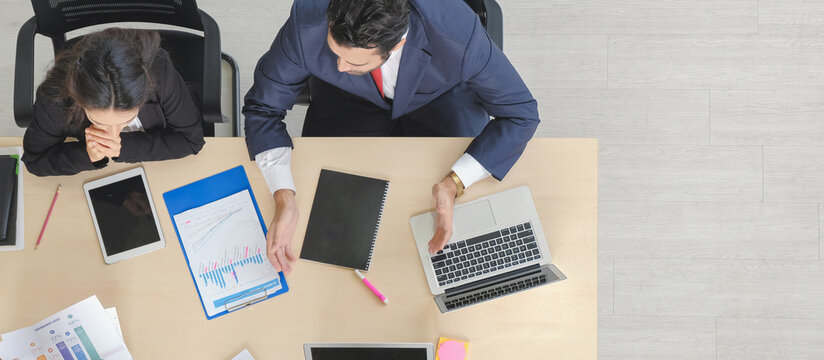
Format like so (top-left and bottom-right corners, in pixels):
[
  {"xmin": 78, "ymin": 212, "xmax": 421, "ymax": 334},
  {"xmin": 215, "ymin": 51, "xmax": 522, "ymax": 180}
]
[
  {"xmin": 349, "ymin": 70, "xmax": 386, "ymax": 107},
  {"xmin": 391, "ymin": 11, "xmax": 431, "ymax": 119}
]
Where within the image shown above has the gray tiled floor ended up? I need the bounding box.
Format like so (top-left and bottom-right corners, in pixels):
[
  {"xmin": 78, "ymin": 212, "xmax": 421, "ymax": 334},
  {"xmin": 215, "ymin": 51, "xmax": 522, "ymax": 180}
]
[
  {"xmin": 717, "ymin": 318, "xmax": 824, "ymax": 359},
  {"xmin": 599, "ymin": 316, "xmax": 716, "ymax": 360},
  {"xmin": 1, "ymin": 0, "xmax": 823, "ymax": 358},
  {"xmin": 764, "ymin": 147, "xmax": 824, "ymax": 202},
  {"xmin": 599, "ymin": 145, "xmax": 763, "ymax": 202},
  {"xmin": 710, "ymin": 90, "xmax": 824, "ymax": 146}
]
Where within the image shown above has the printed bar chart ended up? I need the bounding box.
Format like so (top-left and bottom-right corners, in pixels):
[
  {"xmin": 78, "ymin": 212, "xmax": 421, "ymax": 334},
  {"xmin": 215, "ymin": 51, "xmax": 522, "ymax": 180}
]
[
  {"xmin": 74, "ymin": 326, "xmax": 101, "ymax": 360},
  {"xmin": 56, "ymin": 341, "xmax": 74, "ymax": 360},
  {"xmin": 71, "ymin": 344, "xmax": 88, "ymax": 360},
  {"xmin": 0, "ymin": 296, "xmax": 131, "ymax": 360},
  {"xmin": 173, "ymin": 190, "xmax": 284, "ymax": 317},
  {"xmin": 198, "ymin": 247, "xmax": 266, "ymax": 289}
]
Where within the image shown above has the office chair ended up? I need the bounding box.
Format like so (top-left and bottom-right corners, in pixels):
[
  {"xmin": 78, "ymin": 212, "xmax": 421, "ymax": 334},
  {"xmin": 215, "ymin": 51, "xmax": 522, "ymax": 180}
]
[
  {"xmin": 293, "ymin": 0, "xmax": 503, "ymax": 106},
  {"xmin": 464, "ymin": 0, "xmax": 503, "ymax": 49},
  {"xmin": 13, "ymin": 0, "xmax": 241, "ymax": 137}
]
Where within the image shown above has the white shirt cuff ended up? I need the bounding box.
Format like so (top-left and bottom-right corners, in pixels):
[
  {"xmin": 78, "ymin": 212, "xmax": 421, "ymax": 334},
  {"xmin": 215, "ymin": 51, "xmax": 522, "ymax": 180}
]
[
  {"xmin": 255, "ymin": 147, "xmax": 296, "ymax": 195},
  {"xmin": 451, "ymin": 153, "xmax": 491, "ymax": 188}
]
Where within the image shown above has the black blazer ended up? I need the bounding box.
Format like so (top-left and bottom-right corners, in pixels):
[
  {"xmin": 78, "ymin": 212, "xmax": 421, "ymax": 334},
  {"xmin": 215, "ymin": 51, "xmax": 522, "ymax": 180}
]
[{"xmin": 22, "ymin": 50, "xmax": 205, "ymax": 176}]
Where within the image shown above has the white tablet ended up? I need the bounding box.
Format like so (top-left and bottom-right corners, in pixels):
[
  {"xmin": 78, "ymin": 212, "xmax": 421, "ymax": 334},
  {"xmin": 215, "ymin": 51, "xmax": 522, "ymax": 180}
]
[{"xmin": 83, "ymin": 167, "xmax": 165, "ymax": 264}]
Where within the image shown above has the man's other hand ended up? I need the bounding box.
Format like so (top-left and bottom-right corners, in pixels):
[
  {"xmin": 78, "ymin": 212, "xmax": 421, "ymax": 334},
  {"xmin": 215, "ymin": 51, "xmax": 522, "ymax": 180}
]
[
  {"xmin": 266, "ymin": 189, "xmax": 299, "ymax": 273},
  {"xmin": 428, "ymin": 176, "xmax": 458, "ymax": 253}
]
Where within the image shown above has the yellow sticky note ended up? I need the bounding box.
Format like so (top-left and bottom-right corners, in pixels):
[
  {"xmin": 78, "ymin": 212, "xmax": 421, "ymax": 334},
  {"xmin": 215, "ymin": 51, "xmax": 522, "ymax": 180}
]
[{"xmin": 436, "ymin": 337, "xmax": 469, "ymax": 360}]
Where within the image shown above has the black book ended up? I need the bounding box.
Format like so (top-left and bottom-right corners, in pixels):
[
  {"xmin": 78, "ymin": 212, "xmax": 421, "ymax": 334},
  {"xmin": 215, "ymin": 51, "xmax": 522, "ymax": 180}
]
[
  {"xmin": 300, "ymin": 169, "xmax": 389, "ymax": 271},
  {"xmin": 0, "ymin": 156, "xmax": 18, "ymax": 245}
]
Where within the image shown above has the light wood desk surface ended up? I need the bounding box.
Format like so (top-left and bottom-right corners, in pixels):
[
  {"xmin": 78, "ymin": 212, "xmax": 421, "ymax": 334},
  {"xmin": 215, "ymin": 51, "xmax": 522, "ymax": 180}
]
[{"xmin": 0, "ymin": 137, "xmax": 597, "ymax": 359}]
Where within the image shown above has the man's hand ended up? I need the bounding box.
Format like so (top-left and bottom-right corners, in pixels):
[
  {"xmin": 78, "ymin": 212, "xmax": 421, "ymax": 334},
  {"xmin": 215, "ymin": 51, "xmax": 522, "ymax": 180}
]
[
  {"xmin": 266, "ymin": 189, "xmax": 298, "ymax": 273},
  {"xmin": 428, "ymin": 176, "xmax": 459, "ymax": 253},
  {"xmin": 85, "ymin": 126, "xmax": 122, "ymax": 158}
]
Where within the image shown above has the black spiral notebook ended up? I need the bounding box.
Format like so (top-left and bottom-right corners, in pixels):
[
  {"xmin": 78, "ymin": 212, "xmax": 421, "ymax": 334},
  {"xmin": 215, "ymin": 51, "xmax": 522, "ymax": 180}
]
[{"xmin": 300, "ymin": 169, "xmax": 389, "ymax": 271}]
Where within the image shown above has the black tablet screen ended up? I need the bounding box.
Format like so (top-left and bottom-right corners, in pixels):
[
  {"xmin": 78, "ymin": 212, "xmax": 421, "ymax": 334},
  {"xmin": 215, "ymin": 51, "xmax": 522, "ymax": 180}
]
[{"xmin": 88, "ymin": 175, "xmax": 159, "ymax": 256}]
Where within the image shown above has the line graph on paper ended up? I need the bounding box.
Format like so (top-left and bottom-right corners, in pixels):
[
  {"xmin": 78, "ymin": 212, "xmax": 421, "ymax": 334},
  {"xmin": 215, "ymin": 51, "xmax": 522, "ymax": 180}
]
[
  {"xmin": 174, "ymin": 190, "xmax": 282, "ymax": 309},
  {"xmin": 186, "ymin": 208, "xmax": 243, "ymax": 253}
]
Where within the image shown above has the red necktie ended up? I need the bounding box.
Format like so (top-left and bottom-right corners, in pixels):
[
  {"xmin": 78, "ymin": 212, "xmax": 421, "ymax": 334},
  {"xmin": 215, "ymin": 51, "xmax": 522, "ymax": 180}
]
[{"xmin": 370, "ymin": 68, "xmax": 384, "ymax": 98}]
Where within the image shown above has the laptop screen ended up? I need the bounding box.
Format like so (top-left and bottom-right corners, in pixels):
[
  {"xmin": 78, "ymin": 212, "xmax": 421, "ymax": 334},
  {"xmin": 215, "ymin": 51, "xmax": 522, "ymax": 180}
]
[{"xmin": 308, "ymin": 346, "xmax": 430, "ymax": 360}]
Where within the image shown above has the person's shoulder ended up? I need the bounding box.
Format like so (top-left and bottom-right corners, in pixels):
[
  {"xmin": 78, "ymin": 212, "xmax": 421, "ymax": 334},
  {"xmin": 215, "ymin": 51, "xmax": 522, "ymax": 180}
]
[
  {"xmin": 31, "ymin": 95, "xmax": 72, "ymax": 133},
  {"xmin": 147, "ymin": 48, "xmax": 181, "ymax": 93},
  {"xmin": 149, "ymin": 48, "xmax": 174, "ymax": 76},
  {"xmin": 33, "ymin": 90, "xmax": 67, "ymax": 117},
  {"xmin": 411, "ymin": 0, "xmax": 478, "ymax": 44},
  {"xmin": 292, "ymin": 0, "xmax": 330, "ymax": 28}
]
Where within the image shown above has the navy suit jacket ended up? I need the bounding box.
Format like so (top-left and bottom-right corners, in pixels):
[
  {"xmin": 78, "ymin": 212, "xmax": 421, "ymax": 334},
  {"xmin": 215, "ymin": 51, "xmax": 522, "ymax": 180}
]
[{"xmin": 243, "ymin": 0, "xmax": 539, "ymax": 180}]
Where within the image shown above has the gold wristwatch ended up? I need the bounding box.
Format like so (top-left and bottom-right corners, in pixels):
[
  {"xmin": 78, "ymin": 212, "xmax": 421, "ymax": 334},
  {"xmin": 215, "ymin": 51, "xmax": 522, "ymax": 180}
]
[{"xmin": 447, "ymin": 170, "xmax": 465, "ymax": 198}]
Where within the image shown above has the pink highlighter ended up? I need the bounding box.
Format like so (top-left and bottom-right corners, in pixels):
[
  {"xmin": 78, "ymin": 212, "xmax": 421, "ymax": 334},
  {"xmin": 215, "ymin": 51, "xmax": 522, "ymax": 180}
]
[{"xmin": 354, "ymin": 269, "xmax": 389, "ymax": 305}]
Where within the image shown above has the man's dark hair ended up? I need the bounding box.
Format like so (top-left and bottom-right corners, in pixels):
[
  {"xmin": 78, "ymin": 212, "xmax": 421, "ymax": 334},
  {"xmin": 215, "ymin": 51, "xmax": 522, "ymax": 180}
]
[{"xmin": 327, "ymin": 0, "xmax": 410, "ymax": 58}]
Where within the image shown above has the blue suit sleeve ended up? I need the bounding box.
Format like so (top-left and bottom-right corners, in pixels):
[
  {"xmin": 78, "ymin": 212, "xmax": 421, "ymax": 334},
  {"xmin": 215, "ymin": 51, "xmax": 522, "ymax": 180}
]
[
  {"xmin": 243, "ymin": 3, "xmax": 311, "ymax": 159},
  {"xmin": 461, "ymin": 18, "xmax": 540, "ymax": 180}
]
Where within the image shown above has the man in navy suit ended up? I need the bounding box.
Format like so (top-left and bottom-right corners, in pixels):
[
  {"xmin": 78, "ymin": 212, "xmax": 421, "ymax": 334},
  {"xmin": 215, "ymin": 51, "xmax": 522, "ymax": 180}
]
[{"xmin": 243, "ymin": 0, "xmax": 540, "ymax": 273}]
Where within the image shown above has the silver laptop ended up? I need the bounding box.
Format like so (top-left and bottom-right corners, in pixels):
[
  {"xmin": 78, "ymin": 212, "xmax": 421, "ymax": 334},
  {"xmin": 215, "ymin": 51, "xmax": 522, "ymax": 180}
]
[
  {"xmin": 410, "ymin": 186, "xmax": 566, "ymax": 313},
  {"xmin": 303, "ymin": 343, "xmax": 434, "ymax": 360}
]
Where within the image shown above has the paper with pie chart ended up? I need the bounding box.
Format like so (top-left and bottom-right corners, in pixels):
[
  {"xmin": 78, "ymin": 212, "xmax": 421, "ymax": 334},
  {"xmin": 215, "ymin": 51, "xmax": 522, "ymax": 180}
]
[{"xmin": 174, "ymin": 189, "xmax": 282, "ymax": 317}]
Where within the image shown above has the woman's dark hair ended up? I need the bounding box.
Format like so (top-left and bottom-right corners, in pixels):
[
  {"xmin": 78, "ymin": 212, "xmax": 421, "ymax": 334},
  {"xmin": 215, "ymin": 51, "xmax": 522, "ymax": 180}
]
[
  {"xmin": 327, "ymin": 0, "xmax": 410, "ymax": 58},
  {"xmin": 37, "ymin": 28, "xmax": 161, "ymax": 127}
]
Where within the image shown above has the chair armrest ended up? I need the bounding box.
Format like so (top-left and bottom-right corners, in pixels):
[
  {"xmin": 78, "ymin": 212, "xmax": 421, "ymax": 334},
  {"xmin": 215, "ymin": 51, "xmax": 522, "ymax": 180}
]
[
  {"xmin": 221, "ymin": 52, "xmax": 241, "ymax": 137},
  {"xmin": 483, "ymin": 0, "xmax": 503, "ymax": 50},
  {"xmin": 14, "ymin": 17, "xmax": 38, "ymax": 128},
  {"xmin": 295, "ymin": 83, "xmax": 311, "ymax": 106},
  {"xmin": 198, "ymin": 10, "xmax": 223, "ymax": 125}
]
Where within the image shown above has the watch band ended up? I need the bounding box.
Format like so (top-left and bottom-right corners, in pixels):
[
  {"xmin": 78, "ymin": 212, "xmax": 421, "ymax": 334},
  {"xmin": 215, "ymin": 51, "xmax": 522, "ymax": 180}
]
[{"xmin": 447, "ymin": 170, "xmax": 465, "ymax": 198}]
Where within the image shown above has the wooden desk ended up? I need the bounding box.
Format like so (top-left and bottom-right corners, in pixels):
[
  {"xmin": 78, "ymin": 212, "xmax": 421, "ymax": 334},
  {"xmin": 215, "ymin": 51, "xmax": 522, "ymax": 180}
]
[{"xmin": 0, "ymin": 137, "xmax": 597, "ymax": 359}]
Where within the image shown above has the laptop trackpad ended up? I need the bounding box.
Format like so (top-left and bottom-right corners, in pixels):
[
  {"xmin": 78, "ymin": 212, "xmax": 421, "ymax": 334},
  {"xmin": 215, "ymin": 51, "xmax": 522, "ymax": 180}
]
[{"xmin": 452, "ymin": 200, "xmax": 496, "ymax": 237}]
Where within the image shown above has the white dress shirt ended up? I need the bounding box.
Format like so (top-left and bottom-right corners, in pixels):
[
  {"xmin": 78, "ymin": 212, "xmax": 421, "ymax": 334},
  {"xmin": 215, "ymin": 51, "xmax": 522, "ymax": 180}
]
[
  {"xmin": 121, "ymin": 116, "xmax": 144, "ymax": 133},
  {"xmin": 378, "ymin": 34, "xmax": 404, "ymax": 99},
  {"xmin": 256, "ymin": 30, "xmax": 491, "ymax": 195}
]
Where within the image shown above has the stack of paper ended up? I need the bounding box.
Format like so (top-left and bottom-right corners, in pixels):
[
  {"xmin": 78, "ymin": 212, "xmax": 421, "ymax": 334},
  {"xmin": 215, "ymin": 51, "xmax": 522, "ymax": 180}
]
[
  {"xmin": 0, "ymin": 146, "xmax": 23, "ymax": 253},
  {"xmin": 0, "ymin": 295, "xmax": 131, "ymax": 360}
]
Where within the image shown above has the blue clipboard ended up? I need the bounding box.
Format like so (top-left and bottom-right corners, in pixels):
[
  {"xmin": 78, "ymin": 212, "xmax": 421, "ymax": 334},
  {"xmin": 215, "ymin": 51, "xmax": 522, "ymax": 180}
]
[{"xmin": 163, "ymin": 165, "xmax": 289, "ymax": 319}]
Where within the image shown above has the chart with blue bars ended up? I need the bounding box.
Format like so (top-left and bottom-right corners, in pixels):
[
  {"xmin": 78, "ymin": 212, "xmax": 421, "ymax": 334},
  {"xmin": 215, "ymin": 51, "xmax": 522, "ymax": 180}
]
[{"xmin": 198, "ymin": 245, "xmax": 266, "ymax": 289}]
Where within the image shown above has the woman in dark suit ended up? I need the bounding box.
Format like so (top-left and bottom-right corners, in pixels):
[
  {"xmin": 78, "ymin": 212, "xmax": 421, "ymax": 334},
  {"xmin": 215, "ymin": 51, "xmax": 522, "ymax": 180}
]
[{"xmin": 22, "ymin": 28, "xmax": 205, "ymax": 176}]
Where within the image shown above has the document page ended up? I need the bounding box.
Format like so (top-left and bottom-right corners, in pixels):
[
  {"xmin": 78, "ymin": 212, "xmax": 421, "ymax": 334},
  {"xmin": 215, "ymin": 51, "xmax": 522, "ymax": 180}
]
[
  {"xmin": 0, "ymin": 295, "xmax": 132, "ymax": 360},
  {"xmin": 231, "ymin": 349, "xmax": 256, "ymax": 360},
  {"xmin": 174, "ymin": 190, "xmax": 282, "ymax": 317}
]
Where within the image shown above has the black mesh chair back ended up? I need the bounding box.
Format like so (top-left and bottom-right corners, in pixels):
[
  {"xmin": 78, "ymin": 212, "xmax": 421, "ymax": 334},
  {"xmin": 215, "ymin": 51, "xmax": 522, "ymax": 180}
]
[
  {"xmin": 32, "ymin": 0, "xmax": 203, "ymax": 50},
  {"xmin": 14, "ymin": 0, "xmax": 241, "ymax": 136}
]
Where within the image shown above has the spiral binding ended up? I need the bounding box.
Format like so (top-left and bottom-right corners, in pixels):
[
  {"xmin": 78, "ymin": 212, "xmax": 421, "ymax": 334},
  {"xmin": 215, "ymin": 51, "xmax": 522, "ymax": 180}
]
[{"xmin": 365, "ymin": 181, "xmax": 389, "ymax": 271}]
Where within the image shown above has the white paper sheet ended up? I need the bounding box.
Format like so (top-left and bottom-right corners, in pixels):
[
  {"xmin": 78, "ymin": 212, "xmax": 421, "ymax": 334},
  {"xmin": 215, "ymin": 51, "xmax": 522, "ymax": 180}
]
[
  {"xmin": 174, "ymin": 190, "xmax": 282, "ymax": 317},
  {"xmin": 0, "ymin": 295, "xmax": 132, "ymax": 360},
  {"xmin": 231, "ymin": 348, "xmax": 256, "ymax": 360},
  {"xmin": 104, "ymin": 308, "xmax": 123, "ymax": 339}
]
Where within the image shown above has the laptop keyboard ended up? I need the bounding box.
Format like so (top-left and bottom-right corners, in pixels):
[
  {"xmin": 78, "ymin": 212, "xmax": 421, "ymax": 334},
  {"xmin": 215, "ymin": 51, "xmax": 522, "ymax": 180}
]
[
  {"xmin": 444, "ymin": 272, "xmax": 549, "ymax": 311},
  {"xmin": 429, "ymin": 221, "xmax": 542, "ymax": 287}
]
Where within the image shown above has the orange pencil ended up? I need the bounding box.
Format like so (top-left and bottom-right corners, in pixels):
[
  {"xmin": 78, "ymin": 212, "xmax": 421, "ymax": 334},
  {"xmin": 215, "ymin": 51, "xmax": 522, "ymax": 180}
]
[{"xmin": 35, "ymin": 185, "xmax": 61, "ymax": 250}]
